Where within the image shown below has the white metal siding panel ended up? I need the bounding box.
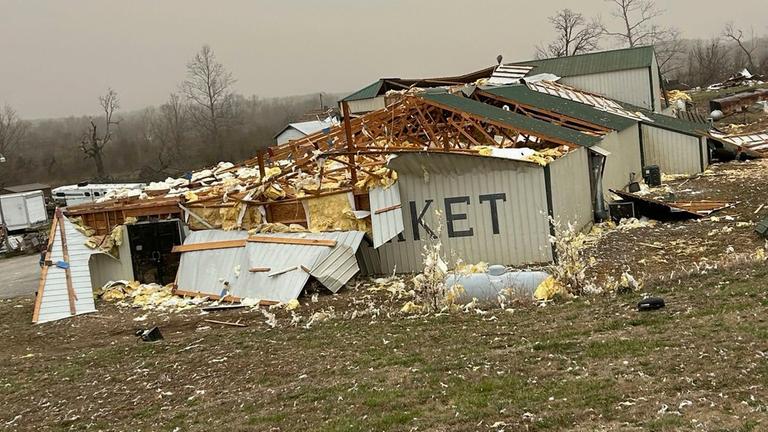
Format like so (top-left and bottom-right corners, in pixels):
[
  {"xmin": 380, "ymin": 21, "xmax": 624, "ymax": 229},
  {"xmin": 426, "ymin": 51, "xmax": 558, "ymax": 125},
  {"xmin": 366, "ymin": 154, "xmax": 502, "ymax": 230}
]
[
  {"xmin": 369, "ymin": 185, "xmax": 405, "ymax": 248},
  {"xmin": 374, "ymin": 153, "xmax": 552, "ymax": 274},
  {"xmin": 347, "ymin": 96, "xmax": 386, "ymax": 114},
  {"xmin": 88, "ymin": 226, "xmax": 134, "ymax": 289},
  {"xmin": 562, "ymin": 68, "xmax": 652, "ymax": 110},
  {"xmin": 599, "ymin": 124, "xmax": 643, "ymax": 192},
  {"xmin": 176, "ymin": 231, "xmax": 364, "ymax": 302},
  {"xmin": 275, "ymin": 128, "xmax": 307, "ymax": 145},
  {"xmin": 24, "ymin": 192, "xmax": 47, "ymax": 225},
  {"xmin": 642, "ymin": 124, "xmax": 702, "ymax": 175},
  {"xmin": 650, "ymin": 55, "xmax": 663, "ymax": 112},
  {"xmin": 1, "ymin": 194, "xmax": 30, "ymax": 230},
  {"xmin": 701, "ymin": 136, "xmax": 709, "ymax": 170},
  {"xmin": 549, "ymin": 148, "xmax": 593, "ymax": 231},
  {"xmin": 36, "ymin": 217, "xmax": 98, "ymax": 323}
]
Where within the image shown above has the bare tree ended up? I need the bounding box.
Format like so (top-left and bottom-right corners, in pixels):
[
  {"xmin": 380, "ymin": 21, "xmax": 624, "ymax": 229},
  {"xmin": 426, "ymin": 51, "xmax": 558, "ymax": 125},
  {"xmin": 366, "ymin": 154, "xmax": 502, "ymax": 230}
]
[
  {"xmin": 151, "ymin": 93, "xmax": 188, "ymax": 170},
  {"xmin": 687, "ymin": 39, "xmax": 730, "ymax": 87},
  {"xmin": 603, "ymin": 0, "xmax": 664, "ymax": 47},
  {"xmin": 536, "ymin": 9, "xmax": 603, "ymax": 58},
  {"xmin": 182, "ymin": 45, "xmax": 236, "ymax": 157},
  {"xmin": 0, "ymin": 105, "xmax": 29, "ymax": 160},
  {"xmin": 723, "ymin": 23, "xmax": 757, "ymax": 71},
  {"xmin": 79, "ymin": 88, "xmax": 119, "ymax": 179},
  {"xmin": 654, "ymin": 28, "xmax": 687, "ymax": 76}
]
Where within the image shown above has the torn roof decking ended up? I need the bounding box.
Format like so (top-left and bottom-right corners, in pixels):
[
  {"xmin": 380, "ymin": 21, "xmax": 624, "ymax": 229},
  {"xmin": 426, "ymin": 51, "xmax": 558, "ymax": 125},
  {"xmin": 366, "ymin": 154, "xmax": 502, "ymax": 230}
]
[
  {"xmin": 478, "ymin": 85, "xmax": 637, "ymax": 132},
  {"xmin": 342, "ymin": 66, "xmax": 496, "ymax": 102}
]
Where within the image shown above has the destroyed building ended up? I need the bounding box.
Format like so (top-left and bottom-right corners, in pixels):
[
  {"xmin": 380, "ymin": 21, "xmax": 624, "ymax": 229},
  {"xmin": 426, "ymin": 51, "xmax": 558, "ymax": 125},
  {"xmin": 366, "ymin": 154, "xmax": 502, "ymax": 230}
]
[{"xmin": 33, "ymin": 46, "xmax": 725, "ymax": 323}]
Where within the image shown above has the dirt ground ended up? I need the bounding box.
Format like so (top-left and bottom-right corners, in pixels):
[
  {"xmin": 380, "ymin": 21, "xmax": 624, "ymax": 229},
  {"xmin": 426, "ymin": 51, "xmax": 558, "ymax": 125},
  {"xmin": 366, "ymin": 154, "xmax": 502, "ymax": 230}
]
[
  {"xmin": 3, "ymin": 159, "xmax": 768, "ymax": 431},
  {"xmin": 584, "ymin": 158, "xmax": 768, "ymax": 287}
]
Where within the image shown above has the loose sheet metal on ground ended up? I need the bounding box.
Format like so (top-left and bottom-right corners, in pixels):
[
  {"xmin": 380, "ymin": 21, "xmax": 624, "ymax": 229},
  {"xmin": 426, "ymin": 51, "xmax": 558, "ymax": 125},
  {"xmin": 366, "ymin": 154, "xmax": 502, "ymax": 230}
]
[{"xmin": 176, "ymin": 230, "xmax": 364, "ymax": 303}]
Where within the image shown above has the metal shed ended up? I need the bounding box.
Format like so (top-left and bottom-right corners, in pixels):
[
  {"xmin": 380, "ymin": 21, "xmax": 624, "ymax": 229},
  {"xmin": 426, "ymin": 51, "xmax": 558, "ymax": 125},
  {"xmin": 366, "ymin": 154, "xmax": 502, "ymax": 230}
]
[{"xmin": 367, "ymin": 149, "xmax": 594, "ymax": 273}]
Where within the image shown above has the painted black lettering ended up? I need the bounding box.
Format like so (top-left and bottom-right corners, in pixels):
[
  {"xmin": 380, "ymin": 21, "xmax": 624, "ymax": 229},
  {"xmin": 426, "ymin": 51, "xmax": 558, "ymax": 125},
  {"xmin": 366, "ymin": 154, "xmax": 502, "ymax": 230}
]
[
  {"xmin": 479, "ymin": 193, "xmax": 507, "ymax": 235},
  {"xmin": 409, "ymin": 200, "xmax": 437, "ymax": 240},
  {"xmin": 444, "ymin": 196, "xmax": 474, "ymax": 238}
]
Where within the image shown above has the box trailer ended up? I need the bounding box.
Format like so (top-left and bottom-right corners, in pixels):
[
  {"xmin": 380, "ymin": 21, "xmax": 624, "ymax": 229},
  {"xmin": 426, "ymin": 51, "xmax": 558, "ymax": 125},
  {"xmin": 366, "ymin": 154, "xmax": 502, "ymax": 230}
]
[{"xmin": 0, "ymin": 191, "xmax": 48, "ymax": 232}]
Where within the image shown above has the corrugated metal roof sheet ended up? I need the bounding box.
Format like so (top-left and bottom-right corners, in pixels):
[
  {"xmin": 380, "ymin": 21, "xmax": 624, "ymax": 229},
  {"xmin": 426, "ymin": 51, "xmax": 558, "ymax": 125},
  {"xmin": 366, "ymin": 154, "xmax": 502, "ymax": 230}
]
[
  {"xmin": 369, "ymin": 185, "xmax": 405, "ymax": 248},
  {"xmin": 524, "ymin": 80, "xmax": 651, "ymax": 122},
  {"xmin": 273, "ymin": 118, "xmax": 338, "ymax": 139},
  {"xmin": 514, "ymin": 46, "xmax": 655, "ymax": 77},
  {"xmin": 420, "ymin": 92, "xmax": 601, "ymax": 147},
  {"xmin": 623, "ymin": 102, "xmax": 707, "ymax": 136},
  {"xmin": 35, "ymin": 217, "xmax": 99, "ymax": 323},
  {"xmin": 176, "ymin": 230, "xmax": 365, "ymax": 302},
  {"xmin": 710, "ymin": 131, "xmax": 768, "ymax": 152},
  {"xmin": 482, "ymin": 85, "xmax": 636, "ymax": 131},
  {"xmin": 488, "ymin": 65, "xmax": 533, "ymax": 85}
]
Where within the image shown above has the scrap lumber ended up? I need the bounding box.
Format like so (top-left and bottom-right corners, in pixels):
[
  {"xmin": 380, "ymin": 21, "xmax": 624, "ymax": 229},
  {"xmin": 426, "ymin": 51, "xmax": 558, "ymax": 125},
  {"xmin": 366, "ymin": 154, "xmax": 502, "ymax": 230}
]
[
  {"xmin": 171, "ymin": 239, "xmax": 247, "ymax": 253},
  {"xmin": 57, "ymin": 210, "xmax": 78, "ymax": 316},
  {"xmin": 172, "ymin": 288, "xmax": 279, "ymax": 306},
  {"xmin": 32, "ymin": 214, "xmax": 60, "ymax": 323},
  {"xmin": 247, "ymin": 236, "xmax": 336, "ymax": 247},
  {"xmin": 248, "ymin": 267, "xmax": 271, "ymax": 273},
  {"xmin": 204, "ymin": 319, "xmax": 247, "ymax": 327},
  {"xmin": 374, "ymin": 203, "xmax": 402, "ymax": 215}
]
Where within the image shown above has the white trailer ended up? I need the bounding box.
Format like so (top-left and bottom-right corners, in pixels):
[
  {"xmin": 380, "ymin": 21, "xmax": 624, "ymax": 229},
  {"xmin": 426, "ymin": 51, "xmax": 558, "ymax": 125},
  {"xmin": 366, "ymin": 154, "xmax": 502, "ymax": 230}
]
[
  {"xmin": 0, "ymin": 191, "xmax": 48, "ymax": 231},
  {"xmin": 52, "ymin": 183, "xmax": 145, "ymax": 207}
]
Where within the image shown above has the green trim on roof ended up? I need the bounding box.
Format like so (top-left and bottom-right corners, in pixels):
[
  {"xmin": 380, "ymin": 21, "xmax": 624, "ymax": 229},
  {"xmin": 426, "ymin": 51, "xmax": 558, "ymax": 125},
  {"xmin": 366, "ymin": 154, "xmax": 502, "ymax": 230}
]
[
  {"xmin": 420, "ymin": 93, "xmax": 600, "ymax": 148},
  {"xmin": 482, "ymin": 85, "xmax": 636, "ymax": 131},
  {"xmin": 342, "ymin": 80, "xmax": 384, "ymax": 102},
  {"xmin": 515, "ymin": 46, "xmax": 655, "ymax": 78}
]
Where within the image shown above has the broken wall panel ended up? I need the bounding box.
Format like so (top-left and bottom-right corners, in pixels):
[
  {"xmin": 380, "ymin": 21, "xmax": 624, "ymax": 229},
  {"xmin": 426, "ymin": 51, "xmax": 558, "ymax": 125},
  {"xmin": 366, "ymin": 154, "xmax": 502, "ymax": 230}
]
[
  {"xmin": 175, "ymin": 230, "xmax": 365, "ymax": 303},
  {"xmin": 33, "ymin": 216, "xmax": 100, "ymax": 323},
  {"xmin": 369, "ymin": 185, "xmax": 405, "ymax": 248}
]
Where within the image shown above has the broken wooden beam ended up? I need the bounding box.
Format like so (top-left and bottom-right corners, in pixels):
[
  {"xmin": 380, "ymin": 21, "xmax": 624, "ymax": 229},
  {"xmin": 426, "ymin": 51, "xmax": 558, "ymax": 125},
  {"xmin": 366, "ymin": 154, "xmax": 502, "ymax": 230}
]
[
  {"xmin": 171, "ymin": 239, "xmax": 247, "ymax": 253},
  {"xmin": 247, "ymin": 236, "xmax": 336, "ymax": 247}
]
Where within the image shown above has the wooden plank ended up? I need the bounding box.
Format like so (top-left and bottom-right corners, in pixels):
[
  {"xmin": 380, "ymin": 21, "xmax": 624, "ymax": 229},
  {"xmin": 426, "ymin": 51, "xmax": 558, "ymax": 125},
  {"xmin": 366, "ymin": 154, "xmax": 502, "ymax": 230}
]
[
  {"xmin": 172, "ymin": 288, "xmax": 279, "ymax": 306},
  {"xmin": 268, "ymin": 266, "xmax": 299, "ymax": 277},
  {"xmin": 171, "ymin": 239, "xmax": 247, "ymax": 253},
  {"xmin": 204, "ymin": 319, "xmax": 247, "ymax": 327},
  {"xmin": 248, "ymin": 236, "xmax": 336, "ymax": 247},
  {"xmin": 248, "ymin": 267, "xmax": 271, "ymax": 273},
  {"xmin": 32, "ymin": 213, "xmax": 60, "ymax": 323},
  {"xmin": 56, "ymin": 210, "xmax": 78, "ymax": 316},
  {"xmin": 374, "ymin": 203, "xmax": 402, "ymax": 215}
]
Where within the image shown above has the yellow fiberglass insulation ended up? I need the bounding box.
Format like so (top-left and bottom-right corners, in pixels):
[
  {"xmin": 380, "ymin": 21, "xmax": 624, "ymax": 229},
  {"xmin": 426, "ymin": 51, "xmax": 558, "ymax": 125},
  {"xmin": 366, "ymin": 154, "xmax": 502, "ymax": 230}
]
[
  {"xmin": 187, "ymin": 204, "xmax": 262, "ymax": 231},
  {"xmin": 305, "ymin": 193, "xmax": 371, "ymax": 233}
]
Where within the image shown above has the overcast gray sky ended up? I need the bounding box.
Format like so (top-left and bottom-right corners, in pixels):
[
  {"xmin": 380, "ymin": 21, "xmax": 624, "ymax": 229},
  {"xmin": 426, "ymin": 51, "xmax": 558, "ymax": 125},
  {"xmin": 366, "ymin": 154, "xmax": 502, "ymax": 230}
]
[{"xmin": 1, "ymin": 0, "xmax": 766, "ymax": 118}]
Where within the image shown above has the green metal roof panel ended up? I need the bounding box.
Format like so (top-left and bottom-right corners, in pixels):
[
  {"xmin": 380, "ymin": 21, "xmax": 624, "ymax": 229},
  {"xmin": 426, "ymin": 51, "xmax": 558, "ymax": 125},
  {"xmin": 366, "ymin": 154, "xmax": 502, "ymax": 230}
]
[
  {"xmin": 514, "ymin": 46, "xmax": 655, "ymax": 77},
  {"xmin": 482, "ymin": 85, "xmax": 636, "ymax": 131},
  {"xmin": 420, "ymin": 93, "xmax": 601, "ymax": 148},
  {"xmin": 342, "ymin": 80, "xmax": 384, "ymax": 102}
]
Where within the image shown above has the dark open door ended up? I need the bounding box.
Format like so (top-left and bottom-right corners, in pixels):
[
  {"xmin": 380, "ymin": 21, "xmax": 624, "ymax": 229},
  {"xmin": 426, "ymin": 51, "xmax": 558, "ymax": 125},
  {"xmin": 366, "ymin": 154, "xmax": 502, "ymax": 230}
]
[{"xmin": 127, "ymin": 220, "xmax": 184, "ymax": 285}]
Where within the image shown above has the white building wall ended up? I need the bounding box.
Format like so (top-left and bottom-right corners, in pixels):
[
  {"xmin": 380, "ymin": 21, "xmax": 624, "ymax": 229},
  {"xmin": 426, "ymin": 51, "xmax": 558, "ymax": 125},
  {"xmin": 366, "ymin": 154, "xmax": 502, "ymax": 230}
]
[
  {"xmin": 599, "ymin": 124, "xmax": 643, "ymax": 192},
  {"xmin": 549, "ymin": 147, "xmax": 593, "ymax": 232},
  {"xmin": 372, "ymin": 153, "xmax": 552, "ymax": 273},
  {"xmin": 347, "ymin": 96, "xmax": 386, "ymax": 115},
  {"xmin": 650, "ymin": 55, "xmax": 663, "ymax": 112},
  {"xmin": 89, "ymin": 226, "xmax": 135, "ymax": 290},
  {"xmin": 275, "ymin": 128, "xmax": 307, "ymax": 145},
  {"xmin": 562, "ymin": 68, "xmax": 652, "ymax": 111},
  {"xmin": 642, "ymin": 125, "xmax": 705, "ymax": 175}
]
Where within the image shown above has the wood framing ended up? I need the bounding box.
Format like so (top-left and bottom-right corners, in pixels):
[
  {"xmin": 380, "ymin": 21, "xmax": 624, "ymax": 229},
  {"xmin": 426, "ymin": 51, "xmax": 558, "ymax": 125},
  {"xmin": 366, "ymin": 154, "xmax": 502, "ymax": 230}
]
[
  {"xmin": 247, "ymin": 236, "xmax": 337, "ymax": 247},
  {"xmin": 171, "ymin": 239, "xmax": 248, "ymax": 253}
]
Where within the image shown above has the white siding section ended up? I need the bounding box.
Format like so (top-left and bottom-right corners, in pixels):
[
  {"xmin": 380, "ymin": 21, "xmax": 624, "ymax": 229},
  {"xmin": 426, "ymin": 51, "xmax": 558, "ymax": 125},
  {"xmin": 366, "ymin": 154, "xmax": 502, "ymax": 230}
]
[
  {"xmin": 599, "ymin": 124, "xmax": 643, "ymax": 192},
  {"xmin": 370, "ymin": 185, "xmax": 405, "ymax": 248},
  {"xmin": 372, "ymin": 153, "xmax": 552, "ymax": 274},
  {"xmin": 650, "ymin": 54, "xmax": 663, "ymax": 112},
  {"xmin": 35, "ymin": 217, "xmax": 98, "ymax": 323},
  {"xmin": 549, "ymin": 148, "xmax": 593, "ymax": 231},
  {"xmin": 347, "ymin": 96, "xmax": 386, "ymax": 114},
  {"xmin": 176, "ymin": 231, "xmax": 364, "ymax": 302},
  {"xmin": 642, "ymin": 125, "xmax": 704, "ymax": 175},
  {"xmin": 89, "ymin": 226, "xmax": 134, "ymax": 289},
  {"xmin": 275, "ymin": 128, "xmax": 307, "ymax": 145},
  {"xmin": 562, "ymin": 68, "xmax": 652, "ymax": 110}
]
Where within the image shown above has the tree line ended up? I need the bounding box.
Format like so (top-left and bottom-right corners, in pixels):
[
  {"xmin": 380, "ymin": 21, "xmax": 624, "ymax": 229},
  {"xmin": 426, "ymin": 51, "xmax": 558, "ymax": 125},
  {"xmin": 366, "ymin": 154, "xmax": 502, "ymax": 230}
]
[
  {"xmin": 537, "ymin": 0, "xmax": 768, "ymax": 87},
  {"xmin": 0, "ymin": 45, "xmax": 338, "ymax": 187}
]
